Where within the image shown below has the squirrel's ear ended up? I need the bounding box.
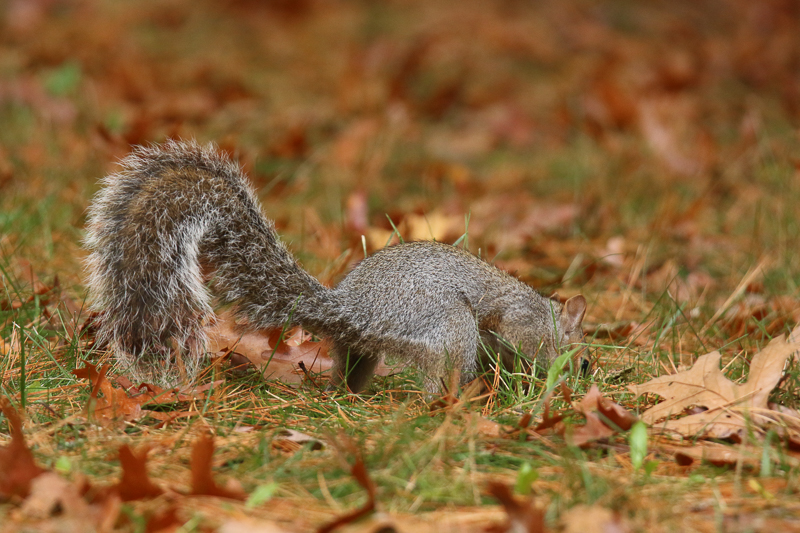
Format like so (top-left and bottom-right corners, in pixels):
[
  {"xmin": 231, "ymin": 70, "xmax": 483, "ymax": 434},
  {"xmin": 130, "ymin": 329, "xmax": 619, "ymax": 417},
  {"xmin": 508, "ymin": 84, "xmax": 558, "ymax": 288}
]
[
  {"xmin": 548, "ymin": 291, "xmax": 561, "ymax": 302},
  {"xmin": 561, "ymin": 295, "xmax": 586, "ymax": 331}
]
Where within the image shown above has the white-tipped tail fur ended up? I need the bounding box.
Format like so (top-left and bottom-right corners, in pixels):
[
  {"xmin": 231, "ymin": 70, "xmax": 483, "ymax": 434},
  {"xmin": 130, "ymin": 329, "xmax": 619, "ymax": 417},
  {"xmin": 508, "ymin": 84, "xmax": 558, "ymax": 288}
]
[{"xmin": 84, "ymin": 140, "xmax": 331, "ymax": 386}]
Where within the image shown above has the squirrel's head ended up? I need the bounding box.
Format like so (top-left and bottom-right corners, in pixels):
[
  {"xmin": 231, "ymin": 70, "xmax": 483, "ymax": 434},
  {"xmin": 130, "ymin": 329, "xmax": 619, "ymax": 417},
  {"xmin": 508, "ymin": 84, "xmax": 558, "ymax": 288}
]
[{"xmin": 493, "ymin": 293, "xmax": 587, "ymax": 370}]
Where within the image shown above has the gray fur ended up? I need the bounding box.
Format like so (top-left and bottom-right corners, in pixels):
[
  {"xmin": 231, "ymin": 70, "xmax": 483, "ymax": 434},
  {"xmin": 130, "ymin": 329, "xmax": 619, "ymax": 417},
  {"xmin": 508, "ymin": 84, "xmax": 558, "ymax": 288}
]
[{"xmin": 85, "ymin": 140, "xmax": 586, "ymax": 391}]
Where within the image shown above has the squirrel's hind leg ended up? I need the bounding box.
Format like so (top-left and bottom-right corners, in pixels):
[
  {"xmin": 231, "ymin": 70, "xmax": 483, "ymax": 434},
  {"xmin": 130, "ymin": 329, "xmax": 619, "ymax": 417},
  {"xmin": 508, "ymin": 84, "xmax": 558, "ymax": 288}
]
[
  {"xmin": 396, "ymin": 304, "xmax": 480, "ymax": 395},
  {"xmin": 328, "ymin": 346, "xmax": 380, "ymax": 394},
  {"xmin": 424, "ymin": 304, "xmax": 481, "ymax": 395}
]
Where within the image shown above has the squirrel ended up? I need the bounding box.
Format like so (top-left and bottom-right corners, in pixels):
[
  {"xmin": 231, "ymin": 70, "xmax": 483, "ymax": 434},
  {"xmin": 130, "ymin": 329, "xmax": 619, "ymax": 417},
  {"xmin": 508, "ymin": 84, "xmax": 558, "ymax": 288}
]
[{"xmin": 84, "ymin": 140, "xmax": 587, "ymax": 393}]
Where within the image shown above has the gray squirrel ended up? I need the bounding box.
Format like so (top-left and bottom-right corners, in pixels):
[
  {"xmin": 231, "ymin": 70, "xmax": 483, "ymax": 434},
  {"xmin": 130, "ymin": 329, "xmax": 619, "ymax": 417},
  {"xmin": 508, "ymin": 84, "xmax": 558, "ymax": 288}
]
[{"xmin": 85, "ymin": 140, "xmax": 587, "ymax": 392}]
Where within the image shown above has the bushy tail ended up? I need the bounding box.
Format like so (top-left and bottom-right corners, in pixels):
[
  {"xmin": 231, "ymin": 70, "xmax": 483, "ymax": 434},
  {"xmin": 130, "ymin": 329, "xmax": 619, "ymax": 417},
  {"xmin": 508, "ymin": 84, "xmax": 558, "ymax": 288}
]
[{"xmin": 84, "ymin": 140, "xmax": 332, "ymax": 386}]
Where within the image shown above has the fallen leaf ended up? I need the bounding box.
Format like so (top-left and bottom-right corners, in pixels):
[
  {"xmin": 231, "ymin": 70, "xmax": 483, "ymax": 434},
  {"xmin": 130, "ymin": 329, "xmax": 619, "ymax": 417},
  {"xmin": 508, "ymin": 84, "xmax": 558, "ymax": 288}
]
[
  {"xmin": 317, "ymin": 450, "xmax": 376, "ymax": 533},
  {"xmin": 630, "ymin": 327, "xmax": 800, "ymax": 439},
  {"xmin": 17, "ymin": 472, "xmax": 121, "ymax": 532},
  {"xmin": 20, "ymin": 472, "xmax": 90, "ymax": 519},
  {"xmin": 562, "ymin": 504, "xmax": 631, "ymax": 533},
  {"xmin": 73, "ymin": 361, "xmax": 204, "ymax": 428},
  {"xmin": 565, "ymin": 412, "xmax": 616, "ymax": 449},
  {"xmin": 664, "ymin": 442, "xmax": 762, "ymax": 468},
  {"xmin": 207, "ymin": 312, "xmax": 332, "ymax": 383},
  {"xmin": 111, "ymin": 445, "xmax": 163, "ymax": 502},
  {"xmin": 273, "ymin": 429, "xmax": 324, "ymax": 452},
  {"xmin": 0, "ymin": 397, "xmax": 46, "ymax": 500},
  {"xmin": 563, "ymin": 386, "xmax": 637, "ymax": 448},
  {"xmin": 207, "ymin": 311, "xmax": 400, "ymax": 384},
  {"xmin": 468, "ymin": 412, "xmax": 510, "ymax": 439},
  {"xmin": 485, "ymin": 482, "xmax": 545, "ymax": 533},
  {"xmin": 576, "ymin": 385, "xmax": 638, "ymax": 431},
  {"xmin": 403, "ymin": 210, "xmax": 464, "ymax": 242},
  {"xmin": 190, "ymin": 433, "xmax": 246, "ymax": 501},
  {"xmin": 144, "ymin": 505, "xmax": 182, "ymax": 533}
]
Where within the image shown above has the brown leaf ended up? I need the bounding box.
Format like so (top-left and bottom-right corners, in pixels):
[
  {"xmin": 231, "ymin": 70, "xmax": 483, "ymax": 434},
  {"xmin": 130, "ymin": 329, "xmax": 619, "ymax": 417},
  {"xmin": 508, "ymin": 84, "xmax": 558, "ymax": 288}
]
[
  {"xmin": 74, "ymin": 362, "xmax": 143, "ymax": 427},
  {"xmin": 664, "ymin": 442, "xmax": 762, "ymax": 468},
  {"xmin": 207, "ymin": 312, "xmax": 333, "ymax": 383},
  {"xmin": 403, "ymin": 211, "xmax": 465, "ymax": 242},
  {"xmin": 207, "ymin": 312, "xmax": 399, "ymax": 384},
  {"xmin": 562, "ymin": 504, "xmax": 631, "ymax": 533},
  {"xmin": 486, "ymin": 482, "xmax": 545, "ymax": 533},
  {"xmin": 273, "ymin": 429, "xmax": 324, "ymax": 453},
  {"xmin": 577, "ymin": 385, "xmax": 637, "ymax": 431},
  {"xmin": 532, "ymin": 404, "xmax": 564, "ymax": 433},
  {"xmin": 468, "ymin": 412, "xmax": 511, "ymax": 439},
  {"xmin": 565, "ymin": 412, "xmax": 616, "ymax": 449},
  {"xmin": 268, "ymin": 123, "xmax": 309, "ymax": 159},
  {"xmin": 0, "ymin": 397, "xmax": 46, "ymax": 501},
  {"xmin": 317, "ymin": 451, "xmax": 376, "ymax": 533},
  {"xmin": 20, "ymin": 472, "xmax": 89, "ymax": 519},
  {"xmin": 144, "ymin": 505, "xmax": 182, "ymax": 533},
  {"xmin": 561, "ymin": 386, "xmax": 637, "ymax": 448},
  {"xmin": 190, "ymin": 433, "xmax": 246, "ymax": 501},
  {"xmin": 18, "ymin": 472, "xmax": 121, "ymax": 531},
  {"xmin": 630, "ymin": 327, "xmax": 800, "ymax": 439},
  {"xmin": 112, "ymin": 445, "xmax": 163, "ymax": 502},
  {"xmin": 73, "ymin": 361, "xmax": 202, "ymax": 428},
  {"xmin": 638, "ymin": 96, "xmax": 713, "ymax": 176}
]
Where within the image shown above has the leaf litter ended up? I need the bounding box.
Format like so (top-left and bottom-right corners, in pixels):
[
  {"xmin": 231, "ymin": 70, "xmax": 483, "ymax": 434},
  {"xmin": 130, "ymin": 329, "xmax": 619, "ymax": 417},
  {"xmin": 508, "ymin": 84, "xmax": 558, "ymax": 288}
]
[
  {"xmin": 2, "ymin": 0, "xmax": 800, "ymax": 530},
  {"xmin": 631, "ymin": 326, "xmax": 800, "ymax": 444}
]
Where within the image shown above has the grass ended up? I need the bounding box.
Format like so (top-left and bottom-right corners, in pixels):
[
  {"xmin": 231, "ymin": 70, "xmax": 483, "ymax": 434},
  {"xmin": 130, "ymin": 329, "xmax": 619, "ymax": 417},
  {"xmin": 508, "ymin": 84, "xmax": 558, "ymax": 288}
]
[{"xmin": 3, "ymin": 267, "xmax": 798, "ymax": 530}]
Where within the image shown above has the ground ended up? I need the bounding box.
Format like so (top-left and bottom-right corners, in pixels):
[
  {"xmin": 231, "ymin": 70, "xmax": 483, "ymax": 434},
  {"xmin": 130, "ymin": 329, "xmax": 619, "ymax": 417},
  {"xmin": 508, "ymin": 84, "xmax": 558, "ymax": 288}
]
[{"xmin": 1, "ymin": 0, "xmax": 800, "ymax": 531}]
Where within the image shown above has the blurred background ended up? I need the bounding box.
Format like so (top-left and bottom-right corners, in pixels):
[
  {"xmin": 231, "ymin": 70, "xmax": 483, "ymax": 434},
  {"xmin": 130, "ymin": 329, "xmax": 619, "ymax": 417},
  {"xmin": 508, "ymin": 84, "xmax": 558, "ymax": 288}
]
[{"xmin": 1, "ymin": 0, "xmax": 799, "ymax": 353}]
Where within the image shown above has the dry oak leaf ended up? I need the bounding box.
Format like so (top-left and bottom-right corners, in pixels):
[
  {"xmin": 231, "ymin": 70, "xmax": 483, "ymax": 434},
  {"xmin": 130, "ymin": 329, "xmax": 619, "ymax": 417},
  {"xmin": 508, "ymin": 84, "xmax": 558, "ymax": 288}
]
[
  {"xmin": 74, "ymin": 361, "xmax": 142, "ymax": 428},
  {"xmin": 207, "ymin": 311, "xmax": 332, "ymax": 384},
  {"xmin": 564, "ymin": 385, "xmax": 637, "ymax": 448},
  {"xmin": 74, "ymin": 361, "xmax": 208, "ymax": 429},
  {"xmin": 207, "ymin": 311, "xmax": 400, "ymax": 384},
  {"xmin": 485, "ymin": 482, "xmax": 545, "ymax": 533},
  {"xmin": 468, "ymin": 412, "xmax": 512, "ymax": 439},
  {"xmin": 663, "ymin": 442, "xmax": 762, "ymax": 468},
  {"xmin": 630, "ymin": 327, "xmax": 800, "ymax": 439},
  {"xmin": 576, "ymin": 385, "xmax": 637, "ymax": 431},
  {"xmin": 112, "ymin": 445, "xmax": 164, "ymax": 502},
  {"xmin": 0, "ymin": 397, "xmax": 47, "ymax": 501},
  {"xmin": 17, "ymin": 472, "xmax": 121, "ymax": 532},
  {"xmin": 272, "ymin": 429, "xmax": 324, "ymax": 454},
  {"xmin": 190, "ymin": 433, "xmax": 246, "ymax": 501},
  {"xmin": 562, "ymin": 504, "xmax": 631, "ymax": 533},
  {"xmin": 317, "ymin": 451, "xmax": 377, "ymax": 533}
]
